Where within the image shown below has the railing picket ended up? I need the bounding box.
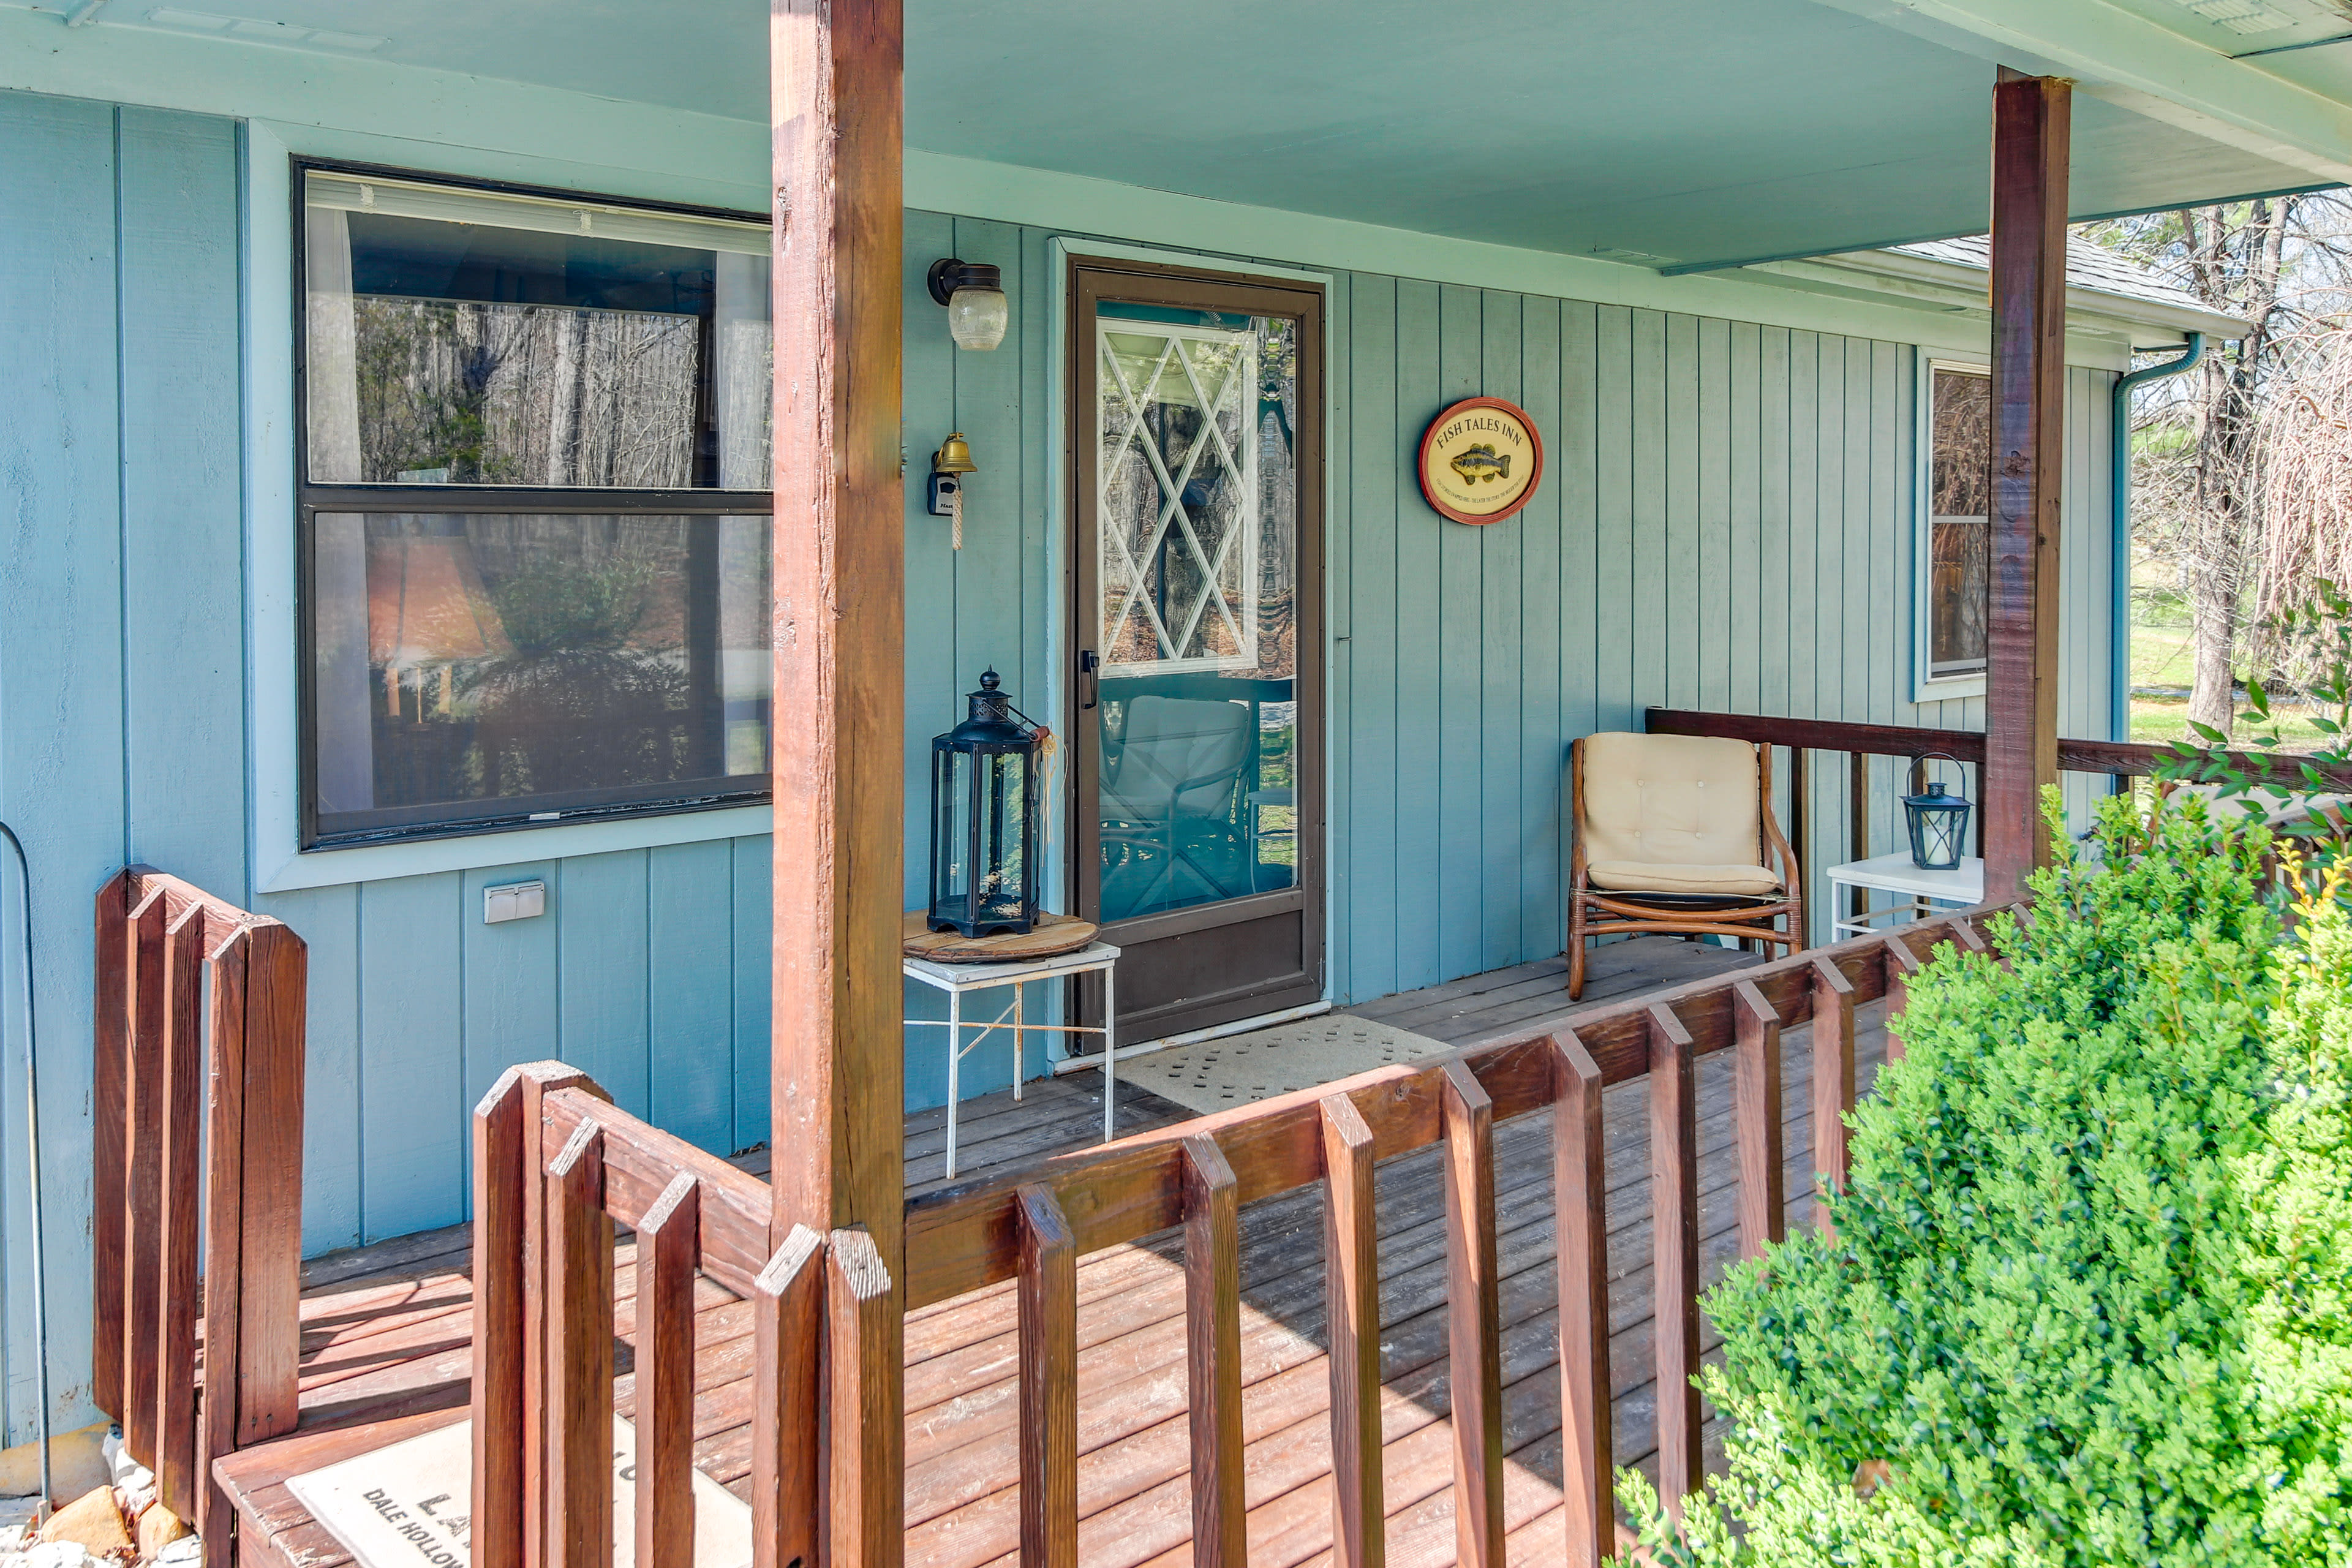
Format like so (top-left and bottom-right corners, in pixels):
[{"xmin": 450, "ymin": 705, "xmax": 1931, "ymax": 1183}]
[
  {"xmin": 1317, "ymin": 1093, "xmax": 1384, "ymax": 1568},
  {"xmin": 1648, "ymin": 1005, "xmax": 1703, "ymax": 1514},
  {"xmin": 1809, "ymin": 957, "xmax": 1857, "ymax": 1235},
  {"xmin": 1181, "ymin": 1134, "xmax": 1246, "ymax": 1568},
  {"xmin": 546, "ymin": 1121, "xmax": 613, "ymax": 1568},
  {"xmin": 522, "ymin": 1065, "xmax": 602, "ymax": 1568},
  {"xmin": 637, "ymin": 1173, "xmax": 701, "ymax": 1568},
  {"xmin": 470, "ymin": 1071, "xmax": 531, "ymax": 1568},
  {"xmin": 155, "ymin": 903, "xmax": 206, "ymax": 1520},
  {"xmin": 1551, "ymin": 1033, "xmax": 1612, "ymax": 1568},
  {"xmin": 234, "ymin": 921, "xmax": 307, "ymax": 1444},
  {"xmin": 750, "ymin": 1226, "xmax": 826, "ymax": 1568},
  {"xmin": 824, "ymin": 1227, "xmax": 899, "ymax": 1568},
  {"xmin": 1883, "ymin": 933, "xmax": 1923, "ymax": 1063},
  {"xmin": 1731, "ymin": 979, "xmax": 1785, "ymax": 1259},
  {"xmin": 1016, "ymin": 1185, "xmax": 1078, "ymax": 1568},
  {"xmin": 1440, "ymin": 1061, "xmax": 1504, "ymax": 1568},
  {"xmin": 91, "ymin": 872, "xmax": 132, "ymax": 1423},
  {"xmin": 122, "ymin": 889, "xmax": 167, "ymax": 1468},
  {"xmin": 199, "ymin": 925, "xmax": 251, "ymax": 1562}
]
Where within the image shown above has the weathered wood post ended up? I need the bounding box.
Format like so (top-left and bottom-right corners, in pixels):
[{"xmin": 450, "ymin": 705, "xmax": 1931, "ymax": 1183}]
[
  {"xmin": 769, "ymin": 0, "xmax": 907, "ymax": 1561},
  {"xmin": 1984, "ymin": 70, "xmax": 2071, "ymax": 897}
]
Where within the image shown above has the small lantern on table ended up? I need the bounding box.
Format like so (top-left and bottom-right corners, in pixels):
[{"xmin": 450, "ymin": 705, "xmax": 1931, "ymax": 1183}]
[
  {"xmin": 1902, "ymin": 753, "xmax": 1973, "ymax": 871},
  {"xmin": 929, "ymin": 669, "xmax": 1042, "ymax": 938}
]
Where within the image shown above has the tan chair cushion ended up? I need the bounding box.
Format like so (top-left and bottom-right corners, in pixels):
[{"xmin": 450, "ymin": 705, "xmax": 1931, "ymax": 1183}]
[
  {"xmin": 1577, "ymin": 731, "xmax": 1765, "ymax": 872},
  {"xmin": 1586, "ymin": 860, "xmax": 1783, "ymax": 897}
]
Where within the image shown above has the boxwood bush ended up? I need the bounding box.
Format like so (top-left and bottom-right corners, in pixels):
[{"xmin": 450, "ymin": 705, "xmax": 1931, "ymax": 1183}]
[{"xmin": 1626, "ymin": 793, "xmax": 2352, "ymax": 1566}]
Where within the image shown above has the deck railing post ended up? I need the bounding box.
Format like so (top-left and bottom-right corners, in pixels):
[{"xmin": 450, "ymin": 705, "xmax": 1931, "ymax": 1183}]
[
  {"xmin": 1551, "ymin": 1034, "xmax": 1612, "ymax": 1568},
  {"xmin": 1730, "ymin": 979, "xmax": 1785, "ymax": 1259},
  {"xmin": 1882, "ymin": 934, "xmax": 1924, "ymax": 1064},
  {"xmin": 1808, "ymin": 957, "xmax": 1857, "ymax": 1236},
  {"xmin": 1181, "ymin": 1135, "xmax": 1246, "ymax": 1568},
  {"xmin": 198, "ymin": 924, "xmax": 249, "ymax": 1567},
  {"xmin": 1646, "ymin": 1005, "xmax": 1703, "ymax": 1515},
  {"xmin": 1016, "ymin": 1186, "xmax": 1079, "ymax": 1568},
  {"xmin": 1440, "ymin": 1062, "xmax": 1504, "ymax": 1568},
  {"xmin": 1318, "ymin": 1094, "xmax": 1384, "ymax": 1568},
  {"xmin": 471, "ymin": 1071, "xmax": 533, "ymax": 1568},
  {"xmin": 750, "ymin": 1228, "xmax": 826, "ymax": 1568},
  {"xmin": 546, "ymin": 1121, "xmax": 614, "ymax": 1568},
  {"xmin": 637, "ymin": 1174, "xmax": 702, "ymax": 1568},
  {"xmin": 822, "ymin": 1228, "xmax": 899, "ymax": 1568},
  {"xmin": 122, "ymin": 888, "xmax": 167, "ymax": 1469},
  {"xmin": 156, "ymin": 906, "xmax": 206, "ymax": 1520},
  {"xmin": 91, "ymin": 872, "xmax": 132, "ymax": 1427},
  {"xmin": 518, "ymin": 1066, "xmax": 602, "ymax": 1567},
  {"xmin": 233, "ymin": 921, "xmax": 307, "ymax": 1447}
]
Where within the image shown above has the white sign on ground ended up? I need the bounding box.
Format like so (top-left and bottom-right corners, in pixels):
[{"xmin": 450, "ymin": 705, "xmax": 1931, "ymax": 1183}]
[{"xmin": 287, "ymin": 1417, "xmax": 753, "ymax": 1568}]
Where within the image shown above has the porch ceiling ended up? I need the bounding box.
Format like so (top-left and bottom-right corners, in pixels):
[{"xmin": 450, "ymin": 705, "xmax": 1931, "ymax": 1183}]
[{"xmin": 28, "ymin": 0, "xmax": 2351, "ymax": 270}]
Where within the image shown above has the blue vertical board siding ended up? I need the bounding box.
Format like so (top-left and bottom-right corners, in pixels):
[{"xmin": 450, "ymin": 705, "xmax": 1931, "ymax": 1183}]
[
  {"xmin": 1390, "ymin": 282, "xmax": 1443, "ymax": 991},
  {"xmin": 1477, "ymin": 292, "xmax": 1524, "ymax": 973},
  {"xmin": 649, "ymin": 840, "xmax": 737, "ymax": 1154},
  {"xmin": 1434, "ymin": 285, "xmax": 1484, "ymax": 984},
  {"xmin": 0, "ymin": 92, "xmax": 130, "ymax": 1446},
  {"xmin": 557, "ymin": 850, "xmax": 652, "ymax": 1120},
  {"xmin": 1517, "ymin": 296, "xmax": 1564, "ymax": 959},
  {"xmin": 460, "ymin": 861, "xmax": 561, "ymax": 1129},
  {"xmin": 356, "ymin": 875, "xmax": 466, "ymax": 1241},
  {"xmin": 1343, "ymin": 276, "xmax": 1400, "ymax": 1003},
  {"xmin": 269, "ymin": 884, "xmax": 363, "ymax": 1254},
  {"xmin": 119, "ymin": 109, "xmax": 247, "ymax": 897},
  {"xmin": 1325, "ymin": 270, "xmax": 1354, "ymax": 997},
  {"xmin": 1594, "ymin": 307, "xmax": 1634, "ymax": 733},
  {"xmin": 731, "ymin": 838, "xmax": 773, "ymax": 1155},
  {"xmin": 1664, "ymin": 314, "xmax": 1700, "ymax": 708}
]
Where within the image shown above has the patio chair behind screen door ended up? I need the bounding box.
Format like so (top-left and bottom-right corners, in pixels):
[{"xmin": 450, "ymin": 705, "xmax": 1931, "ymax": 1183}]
[{"xmin": 1069, "ymin": 257, "xmax": 1325, "ymax": 1045}]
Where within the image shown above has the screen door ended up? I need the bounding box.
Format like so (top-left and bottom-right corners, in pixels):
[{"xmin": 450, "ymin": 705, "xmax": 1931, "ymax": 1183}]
[{"xmin": 1069, "ymin": 257, "xmax": 1324, "ymax": 1044}]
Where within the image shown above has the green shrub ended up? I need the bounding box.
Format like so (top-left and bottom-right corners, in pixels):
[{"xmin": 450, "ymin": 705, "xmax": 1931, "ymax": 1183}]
[{"xmin": 1629, "ymin": 793, "xmax": 2352, "ymax": 1566}]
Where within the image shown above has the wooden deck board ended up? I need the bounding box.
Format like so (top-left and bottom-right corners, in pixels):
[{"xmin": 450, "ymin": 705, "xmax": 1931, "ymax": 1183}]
[{"xmin": 221, "ymin": 937, "xmax": 1849, "ymax": 1568}]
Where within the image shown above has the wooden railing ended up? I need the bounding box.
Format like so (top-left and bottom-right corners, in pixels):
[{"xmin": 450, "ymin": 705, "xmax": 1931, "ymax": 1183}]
[
  {"xmin": 900, "ymin": 905, "xmax": 2013, "ymax": 1567},
  {"xmin": 91, "ymin": 867, "xmax": 306, "ymax": 1558},
  {"xmin": 469, "ymin": 1063, "xmax": 895, "ymax": 1568}
]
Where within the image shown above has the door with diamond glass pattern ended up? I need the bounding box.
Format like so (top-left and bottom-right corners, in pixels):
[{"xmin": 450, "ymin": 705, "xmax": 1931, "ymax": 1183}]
[{"xmin": 1069, "ymin": 258, "xmax": 1324, "ymax": 1045}]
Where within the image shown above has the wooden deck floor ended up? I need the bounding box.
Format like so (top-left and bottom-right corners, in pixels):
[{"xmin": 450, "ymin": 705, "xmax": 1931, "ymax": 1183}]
[{"xmin": 220, "ymin": 937, "xmax": 1884, "ymax": 1568}]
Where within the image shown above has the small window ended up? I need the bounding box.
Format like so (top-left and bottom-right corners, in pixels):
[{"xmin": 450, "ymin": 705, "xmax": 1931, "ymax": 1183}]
[
  {"xmin": 1923, "ymin": 363, "xmax": 1990, "ymax": 684},
  {"xmin": 298, "ymin": 167, "xmax": 775, "ymax": 847}
]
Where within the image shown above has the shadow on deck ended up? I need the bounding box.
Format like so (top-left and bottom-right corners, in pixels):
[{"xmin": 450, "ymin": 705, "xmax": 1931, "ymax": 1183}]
[{"xmin": 222, "ymin": 935, "xmax": 1884, "ymax": 1568}]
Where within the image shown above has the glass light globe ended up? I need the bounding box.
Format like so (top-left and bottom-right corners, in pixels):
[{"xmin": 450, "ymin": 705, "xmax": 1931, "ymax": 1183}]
[{"xmin": 948, "ymin": 285, "xmax": 1009, "ymax": 350}]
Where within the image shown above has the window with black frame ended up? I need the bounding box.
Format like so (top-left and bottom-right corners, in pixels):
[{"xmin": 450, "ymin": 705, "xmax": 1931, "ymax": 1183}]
[{"xmin": 298, "ymin": 167, "xmax": 775, "ymax": 846}]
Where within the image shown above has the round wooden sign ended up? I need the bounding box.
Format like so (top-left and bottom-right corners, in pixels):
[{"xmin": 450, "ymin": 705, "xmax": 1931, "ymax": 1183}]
[{"xmin": 1419, "ymin": 397, "xmax": 1544, "ymax": 526}]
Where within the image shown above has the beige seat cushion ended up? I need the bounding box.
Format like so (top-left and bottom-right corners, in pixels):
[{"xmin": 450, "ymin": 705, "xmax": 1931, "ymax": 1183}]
[
  {"xmin": 1577, "ymin": 732, "xmax": 1773, "ymax": 891},
  {"xmin": 1586, "ymin": 860, "xmax": 1782, "ymax": 897}
]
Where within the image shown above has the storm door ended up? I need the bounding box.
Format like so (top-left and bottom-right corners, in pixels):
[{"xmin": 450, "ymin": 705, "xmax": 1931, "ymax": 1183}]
[{"xmin": 1069, "ymin": 257, "xmax": 1324, "ymax": 1044}]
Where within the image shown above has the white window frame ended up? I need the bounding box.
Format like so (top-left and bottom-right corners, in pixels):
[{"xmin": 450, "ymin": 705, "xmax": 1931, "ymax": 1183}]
[{"xmin": 1914, "ymin": 353, "xmax": 1991, "ymax": 704}]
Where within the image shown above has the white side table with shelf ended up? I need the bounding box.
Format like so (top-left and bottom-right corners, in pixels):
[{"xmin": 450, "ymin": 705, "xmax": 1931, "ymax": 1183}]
[
  {"xmin": 1825, "ymin": 853, "xmax": 1985, "ymax": 941},
  {"xmin": 902, "ymin": 940, "xmax": 1121, "ymax": 1180}
]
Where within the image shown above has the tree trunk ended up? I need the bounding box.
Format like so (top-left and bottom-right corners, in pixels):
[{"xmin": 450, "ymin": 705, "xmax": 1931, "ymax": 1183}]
[{"xmin": 2187, "ymin": 556, "xmax": 2239, "ymax": 734}]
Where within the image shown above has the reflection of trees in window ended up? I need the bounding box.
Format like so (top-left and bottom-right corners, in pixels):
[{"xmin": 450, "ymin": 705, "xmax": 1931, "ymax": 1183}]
[
  {"xmin": 1929, "ymin": 369, "xmax": 1991, "ymax": 674},
  {"xmin": 353, "ymin": 298, "xmax": 699, "ymax": 486}
]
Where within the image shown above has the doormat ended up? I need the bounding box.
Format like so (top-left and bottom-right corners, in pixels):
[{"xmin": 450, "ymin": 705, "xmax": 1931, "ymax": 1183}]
[
  {"xmin": 1118, "ymin": 1013, "xmax": 1452, "ymax": 1115},
  {"xmin": 287, "ymin": 1416, "xmax": 753, "ymax": 1568}
]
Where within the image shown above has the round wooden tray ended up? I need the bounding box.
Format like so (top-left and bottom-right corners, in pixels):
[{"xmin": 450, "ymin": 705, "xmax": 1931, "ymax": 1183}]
[{"xmin": 902, "ymin": 909, "xmax": 1099, "ymax": 964}]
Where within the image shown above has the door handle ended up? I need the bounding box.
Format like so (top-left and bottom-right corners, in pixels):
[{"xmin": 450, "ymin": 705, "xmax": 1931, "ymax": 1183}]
[{"xmin": 1079, "ymin": 649, "xmax": 1101, "ymax": 710}]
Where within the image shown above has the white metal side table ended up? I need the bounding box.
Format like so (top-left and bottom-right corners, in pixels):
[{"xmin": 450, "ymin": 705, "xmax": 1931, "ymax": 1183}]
[
  {"xmin": 1826, "ymin": 852, "xmax": 1985, "ymax": 941},
  {"xmin": 902, "ymin": 939, "xmax": 1121, "ymax": 1180}
]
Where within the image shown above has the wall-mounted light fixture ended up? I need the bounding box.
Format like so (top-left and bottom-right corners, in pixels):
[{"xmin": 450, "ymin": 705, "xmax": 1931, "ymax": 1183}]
[{"xmin": 928, "ymin": 258, "xmax": 1008, "ymax": 350}]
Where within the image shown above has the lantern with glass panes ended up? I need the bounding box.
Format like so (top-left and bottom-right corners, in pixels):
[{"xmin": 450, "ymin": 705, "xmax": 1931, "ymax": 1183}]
[
  {"xmin": 1903, "ymin": 753, "xmax": 1973, "ymax": 870},
  {"xmin": 929, "ymin": 671, "xmax": 1042, "ymax": 937}
]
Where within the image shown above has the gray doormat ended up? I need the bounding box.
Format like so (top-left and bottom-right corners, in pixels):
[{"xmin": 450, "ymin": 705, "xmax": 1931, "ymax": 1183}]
[{"xmin": 1119, "ymin": 1013, "xmax": 1452, "ymax": 1115}]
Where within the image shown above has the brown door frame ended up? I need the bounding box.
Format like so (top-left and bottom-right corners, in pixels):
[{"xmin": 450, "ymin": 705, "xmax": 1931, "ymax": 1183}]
[{"xmin": 1065, "ymin": 252, "xmax": 1327, "ymax": 1040}]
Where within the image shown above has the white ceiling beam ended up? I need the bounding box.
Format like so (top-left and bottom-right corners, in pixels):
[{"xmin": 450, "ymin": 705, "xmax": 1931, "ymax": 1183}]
[{"xmin": 1822, "ymin": 0, "xmax": 2352, "ymax": 183}]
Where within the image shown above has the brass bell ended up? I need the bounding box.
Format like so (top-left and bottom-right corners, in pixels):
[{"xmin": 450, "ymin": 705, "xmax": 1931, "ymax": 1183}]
[{"xmin": 933, "ymin": 432, "xmax": 978, "ymax": 475}]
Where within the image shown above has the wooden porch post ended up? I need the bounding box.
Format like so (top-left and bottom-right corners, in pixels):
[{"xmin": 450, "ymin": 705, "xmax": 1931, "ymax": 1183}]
[
  {"xmin": 1983, "ymin": 70, "xmax": 2070, "ymax": 897},
  {"xmin": 770, "ymin": 0, "xmax": 905, "ymax": 1561}
]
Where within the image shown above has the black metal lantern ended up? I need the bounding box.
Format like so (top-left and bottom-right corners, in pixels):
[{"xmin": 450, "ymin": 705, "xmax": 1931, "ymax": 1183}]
[
  {"xmin": 1903, "ymin": 753, "xmax": 1973, "ymax": 871},
  {"xmin": 929, "ymin": 670, "xmax": 1042, "ymax": 938}
]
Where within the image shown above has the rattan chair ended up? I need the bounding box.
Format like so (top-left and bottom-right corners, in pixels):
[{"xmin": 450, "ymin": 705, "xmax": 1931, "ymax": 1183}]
[{"xmin": 1566, "ymin": 731, "xmax": 1804, "ymax": 998}]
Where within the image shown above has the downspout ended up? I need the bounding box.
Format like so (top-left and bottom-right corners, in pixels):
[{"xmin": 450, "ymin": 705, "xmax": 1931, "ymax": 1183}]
[{"xmin": 2111, "ymin": 333, "xmax": 2204, "ymax": 743}]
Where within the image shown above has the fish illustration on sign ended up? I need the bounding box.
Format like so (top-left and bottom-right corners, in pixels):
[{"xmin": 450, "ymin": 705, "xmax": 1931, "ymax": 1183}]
[{"xmin": 1449, "ymin": 444, "xmax": 1512, "ymax": 485}]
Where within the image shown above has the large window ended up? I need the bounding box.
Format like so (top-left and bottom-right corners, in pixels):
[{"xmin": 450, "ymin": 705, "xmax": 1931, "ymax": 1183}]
[
  {"xmin": 1922, "ymin": 361, "xmax": 1991, "ymax": 687},
  {"xmin": 298, "ymin": 167, "xmax": 774, "ymax": 846}
]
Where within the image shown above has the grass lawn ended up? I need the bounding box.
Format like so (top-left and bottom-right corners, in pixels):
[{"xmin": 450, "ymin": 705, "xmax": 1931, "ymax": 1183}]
[{"xmin": 2128, "ymin": 608, "xmax": 2343, "ymax": 749}]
